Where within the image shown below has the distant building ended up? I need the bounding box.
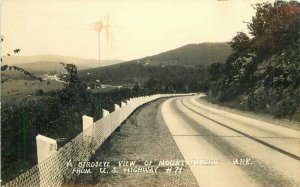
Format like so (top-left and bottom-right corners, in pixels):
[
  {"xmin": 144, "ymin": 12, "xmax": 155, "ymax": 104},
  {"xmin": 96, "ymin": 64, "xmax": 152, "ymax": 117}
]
[{"xmin": 43, "ymin": 74, "xmax": 55, "ymax": 80}]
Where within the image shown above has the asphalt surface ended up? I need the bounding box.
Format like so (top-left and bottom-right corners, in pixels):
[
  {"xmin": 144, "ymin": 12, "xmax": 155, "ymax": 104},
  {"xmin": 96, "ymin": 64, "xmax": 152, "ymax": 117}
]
[{"xmin": 161, "ymin": 95, "xmax": 300, "ymax": 187}]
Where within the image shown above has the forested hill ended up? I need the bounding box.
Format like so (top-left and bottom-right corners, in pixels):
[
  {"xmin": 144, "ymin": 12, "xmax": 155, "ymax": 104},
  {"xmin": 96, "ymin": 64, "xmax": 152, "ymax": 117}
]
[
  {"xmin": 208, "ymin": 1, "xmax": 300, "ymax": 120},
  {"xmin": 139, "ymin": 42, "xmax": 231, "ymax": 66},
  {"xmin": 78, "ymin": 42, "xmax": 231, "ymax": 87}
]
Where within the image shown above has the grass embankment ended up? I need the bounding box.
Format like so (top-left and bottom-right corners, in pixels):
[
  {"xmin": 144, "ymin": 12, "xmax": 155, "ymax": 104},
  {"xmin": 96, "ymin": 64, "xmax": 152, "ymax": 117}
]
[{"xmin": 71, "ymin": 98, "xmax": 198, "ymax": 187}]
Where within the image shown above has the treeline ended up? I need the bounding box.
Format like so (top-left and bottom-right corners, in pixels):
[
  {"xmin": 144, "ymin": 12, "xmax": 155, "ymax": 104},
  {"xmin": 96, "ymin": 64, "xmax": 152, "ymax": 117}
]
[
  {"xmin": 208, "ymin": 1, "xmax": 300, "ymax": 120},
  {"xmin": 79, "ymin": 64, "xmax": 210, "ymax": 93}
]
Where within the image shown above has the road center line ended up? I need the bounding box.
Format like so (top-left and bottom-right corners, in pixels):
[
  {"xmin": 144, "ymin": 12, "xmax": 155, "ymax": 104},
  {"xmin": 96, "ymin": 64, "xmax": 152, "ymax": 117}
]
[{"xmin": 180, "ymin": 98, "xmax": 300, "ymax": 161}]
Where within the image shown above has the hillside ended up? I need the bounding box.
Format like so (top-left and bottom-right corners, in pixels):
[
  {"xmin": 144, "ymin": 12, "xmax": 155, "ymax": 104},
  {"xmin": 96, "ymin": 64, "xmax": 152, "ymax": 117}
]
[
  {"xmin": 208, "ymin": 1, "xmax": 300, "ymax": 120},
  {"xmin": 78, "ymin": 42, "xmax": 231, "ymax": 85},
  {"xmin": 135, "ymin": 42, "xmax": 231, "ymax": 66}
]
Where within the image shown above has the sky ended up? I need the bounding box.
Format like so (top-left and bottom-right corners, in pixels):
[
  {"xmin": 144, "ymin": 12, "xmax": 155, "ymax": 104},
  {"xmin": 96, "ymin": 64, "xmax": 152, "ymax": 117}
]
[{"xmin": 1, "ymin": 0, "xmax": 275, "ymax": 61}]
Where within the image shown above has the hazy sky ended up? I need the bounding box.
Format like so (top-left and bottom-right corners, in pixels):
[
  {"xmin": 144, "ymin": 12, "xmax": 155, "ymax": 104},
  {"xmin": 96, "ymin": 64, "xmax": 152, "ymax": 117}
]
[{"xmin": 1, "ymin": 0, "xmax": 274, "ymax": 61}]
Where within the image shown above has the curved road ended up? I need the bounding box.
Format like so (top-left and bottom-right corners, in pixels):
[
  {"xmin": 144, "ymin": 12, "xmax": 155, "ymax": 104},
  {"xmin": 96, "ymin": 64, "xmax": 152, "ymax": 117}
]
[
  {"xmin": 54, "ymin": 74, "xmax": 67, "ymax": 83},
  {"xmin": 161, "ymin": 95, "xmax": 300, "ymax": 187}
]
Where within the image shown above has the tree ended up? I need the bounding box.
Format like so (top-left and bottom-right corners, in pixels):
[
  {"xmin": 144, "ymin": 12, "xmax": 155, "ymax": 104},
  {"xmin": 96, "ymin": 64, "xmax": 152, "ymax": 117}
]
[
  {"xmin": 58, "ymin": 62, "xmax": 88, "ymax": 105},
  {"xmin": 144, "ymin": 78, "xmax": 163, "ymax": 94},
  {"xmin": 247, "ymin": 1, "xmax": 300, "ymax": 56},
  {"xmin": 132, "ymin": 82, "xmax": 141, "ymax": 96},
  {"xmin": 208, "ymin": 62, "xmax": 226, "ymax": 82},
  {"xmin": 229, "ymin": 32, "xmax": 251, "ymax": 54}
]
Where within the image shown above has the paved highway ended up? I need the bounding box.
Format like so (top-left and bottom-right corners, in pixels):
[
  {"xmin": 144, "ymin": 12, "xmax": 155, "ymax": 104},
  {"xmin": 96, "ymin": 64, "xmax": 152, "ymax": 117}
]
[{"xmin": 161, "ymin": 95, "xmax": 300, "ymax": 187}]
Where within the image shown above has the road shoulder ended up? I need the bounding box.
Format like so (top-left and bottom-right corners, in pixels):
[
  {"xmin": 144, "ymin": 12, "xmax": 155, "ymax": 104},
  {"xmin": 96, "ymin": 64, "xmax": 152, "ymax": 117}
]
[{"xmin": 73, "ymin": 98, "xmax": 198, "ymax": 187}]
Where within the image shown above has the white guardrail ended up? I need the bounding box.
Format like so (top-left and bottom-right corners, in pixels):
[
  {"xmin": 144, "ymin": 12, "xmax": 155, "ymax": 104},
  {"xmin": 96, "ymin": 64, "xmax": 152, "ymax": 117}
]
[{"xmin": 3, "ymin": 93, "xmax": 192, "ymax": 187}]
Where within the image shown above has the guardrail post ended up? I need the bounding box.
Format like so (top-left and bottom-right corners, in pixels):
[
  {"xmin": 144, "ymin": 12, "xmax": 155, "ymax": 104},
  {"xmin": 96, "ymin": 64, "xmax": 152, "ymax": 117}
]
[
  {"xmin": 120, "ymin": 102, "xmax": 127, "ymax": 123},
  {"xmin": 101, "ymin": 109, "xmax": 111, "ymax": 140},
  {"xmin": 36, "ymin": 135, "xmax": 58, "ymax": 164},
  {"xmin": 102, "ymin": 109, "xmax": 110, "ymax": 117},
  {"xmin": 114, "ymin": 104, "xmax": 120, "ymax": 110},
  {"xmin": 114, "ymin": 104, "xmax": 121, "ymax": 125},
  {"xmin": 83, "ymin": 115, "xmax": 94, "ymax": 131},
  {"xmin": 36, "ymin": 134, "xmax": 59, "ymax": 187},
  {"xmin": 121, "ymin": 102, "xmax": 126, "ymax": 107},
  {"xmin": 82, "ymin": 115, "xmax": 94, "ymax": 157}
]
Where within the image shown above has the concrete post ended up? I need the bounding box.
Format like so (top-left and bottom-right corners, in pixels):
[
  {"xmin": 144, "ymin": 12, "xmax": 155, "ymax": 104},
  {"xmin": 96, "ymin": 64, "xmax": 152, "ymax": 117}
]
[
  {"xmin": 83, "ymin": 115, "xmax": 93, "ymax": 131},
  {"xmin": 82, "ymin": 115, "xmax": 94, "ymax": 159},
  {"xmin": 100, "ymin": 109, "xmax": 111, "ymax": 139},
  {"xmin": 121, "ymin": 102, "xmax": 126, "ymax": 107},
  {"xmin": 120, "ymin": 102, "xmax": 127, "ymax": 123},
  {"xmin": 102, "ymin": 109, "xmax": 110, "ymax": 117},
  {"xmin": 127, "ymin": 99, "xmax": 133, "ymax": 113},
  {"xmin": 114, "ymin": 104, "xmax": 120, "ymax": 110},
  {"xmin": 36, "ymin": 135, "xmax": 58, "ymax": 163},
  {"xmin": 36, "ymin": 135, "xmax": 59, "ymax": 187}
]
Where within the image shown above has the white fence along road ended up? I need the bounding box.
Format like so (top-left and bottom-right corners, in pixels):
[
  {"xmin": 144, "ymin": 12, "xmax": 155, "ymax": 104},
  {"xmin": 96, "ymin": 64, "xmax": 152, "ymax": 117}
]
[{"xmin": 3, "ymin": 94, "xmax": 191, "ymax": 187}]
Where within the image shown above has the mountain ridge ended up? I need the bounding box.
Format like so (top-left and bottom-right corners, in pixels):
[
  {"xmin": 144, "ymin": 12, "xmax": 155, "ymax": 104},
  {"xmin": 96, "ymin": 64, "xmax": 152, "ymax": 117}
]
[
  {"xmin": 78, "ymin": 42, "xmax": 232, "ymax": 86},
  {"xmin": 2, "ymin": 55, "xmax": 123, "ymax": 72},
  {"xmin": 131, "ymin": 42, "xmax": 231, "ymax": 66}
]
